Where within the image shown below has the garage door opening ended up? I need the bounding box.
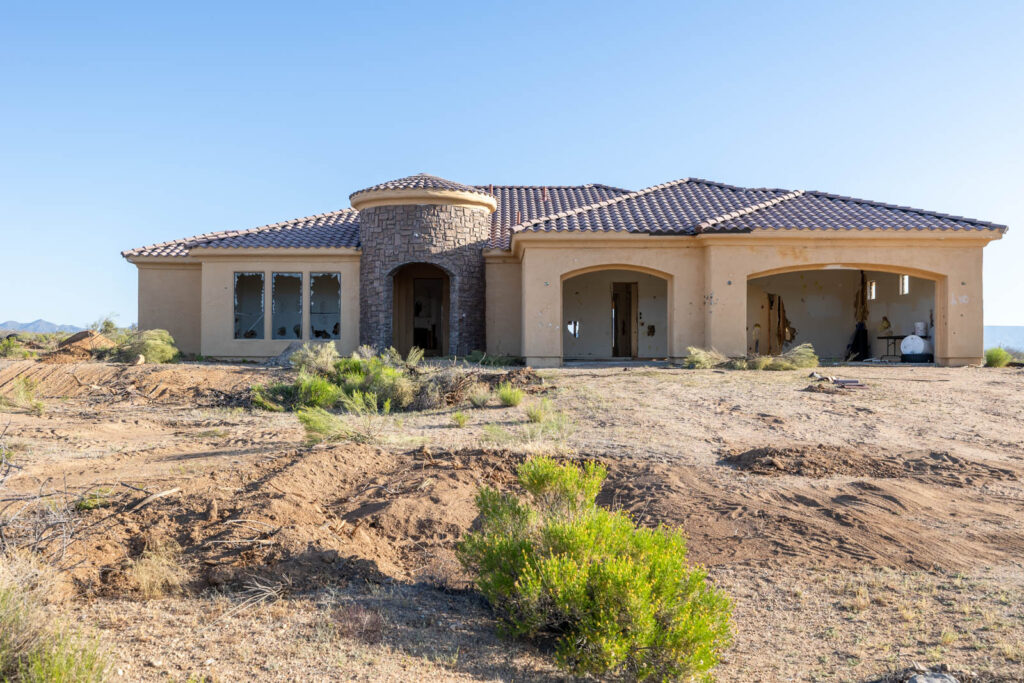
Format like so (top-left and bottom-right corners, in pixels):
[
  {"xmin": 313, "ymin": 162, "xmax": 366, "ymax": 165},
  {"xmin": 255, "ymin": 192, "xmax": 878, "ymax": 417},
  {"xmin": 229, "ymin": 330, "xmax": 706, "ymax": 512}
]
[
  {"xmin": 392, "ymin": 263, "xmax": 450, "ymax": 357},
  {"xmin": 563, "ymin": 269, "xmax": 667, "ymax": 361},
  {"xmin": 747, "ymin": 269, "xmax": 936, "ymax": 362}
]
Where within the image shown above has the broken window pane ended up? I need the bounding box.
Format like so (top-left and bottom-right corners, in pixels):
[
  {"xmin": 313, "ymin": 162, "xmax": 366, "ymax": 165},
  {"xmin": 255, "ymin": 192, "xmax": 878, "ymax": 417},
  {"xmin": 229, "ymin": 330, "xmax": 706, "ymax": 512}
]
[
  {"xmin": 310, "ymin": 273, "xmax": 341, "ymax": 340},
  {"xmin": 566, "ymin": 320, "xmax": 580, "ymax": 338},
  {"xmin": 898, "ymin": 274, "xmax": 910, "ymax": 296},
  {"xmin": 867, "ymin": 280, "xmax": 877, "ymax": 301},
  {"xmin": 234, "ymin": 272, "xmax": 264, "ymax": 339},
  {"xmin": 272, "ymin": 273, "xmax": 302, "ymax": 340}
]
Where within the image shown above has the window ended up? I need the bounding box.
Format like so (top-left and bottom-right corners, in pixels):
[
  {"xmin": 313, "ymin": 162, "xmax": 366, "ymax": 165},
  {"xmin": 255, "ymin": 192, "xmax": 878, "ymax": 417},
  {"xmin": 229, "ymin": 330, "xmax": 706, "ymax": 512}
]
[
  {"xmin": 234, "ymin": 273, "xmax": 265, "ymax": 339},
  {"xmin": 272, "ymin": 273, "xmax": 302, "ymax": 339},
  {"xmin": 566, "ymin": 320, "xmax": 580, "ymax": 338},
  {"xmin": 866, "ymin": 280, "xmax": 877, "ymax": 301},
  {"xmin": 310, "ymin": 273, "xmax": 341, "ymax": 340},
  {"xmin": 898, "ymin": 274, "xmax": 910, "ymax": 296}
]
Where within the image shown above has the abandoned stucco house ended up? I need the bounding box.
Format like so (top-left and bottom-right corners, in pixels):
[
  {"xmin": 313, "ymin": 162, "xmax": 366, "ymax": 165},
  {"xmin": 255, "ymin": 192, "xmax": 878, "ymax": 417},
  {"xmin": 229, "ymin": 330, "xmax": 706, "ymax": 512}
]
[{"xmin": 123, "ymin": 173, "xmax": 1006, "ymax": 366}]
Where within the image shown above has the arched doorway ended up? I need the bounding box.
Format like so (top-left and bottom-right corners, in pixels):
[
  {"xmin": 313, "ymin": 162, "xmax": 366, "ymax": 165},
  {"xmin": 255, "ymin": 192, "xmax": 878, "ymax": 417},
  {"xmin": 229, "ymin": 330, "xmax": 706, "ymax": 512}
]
[
  {"xmin": 392, "ymin": 263, "xmax": 450, "ymax": 356},
  {"xmin": 747, "ymin": 268, "xmax": 937, "ymax": 362},
  {"xmin": 561, "ymin": 268, "xmax": 669, "ymax": 360}
]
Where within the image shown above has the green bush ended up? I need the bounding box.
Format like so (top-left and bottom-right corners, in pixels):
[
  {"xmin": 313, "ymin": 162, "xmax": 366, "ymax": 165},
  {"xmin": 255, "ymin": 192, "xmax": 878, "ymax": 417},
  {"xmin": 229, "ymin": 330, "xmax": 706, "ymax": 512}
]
[
  {"xmin": 496, "ymin": 382, "xmax": 524, "ymax": 407},
  {"xmin": 116, "ymin": 329, "xmax": 179, "ymax": 364},
  {"xmin": 297, "ymin": 392, "xmax": 392, "ymax": 444},
  {"xmin": 458, "ymin": 457, "xmax": 731, "ymax": 680},
  {"xmin": 333, "ymin": 356, "xmax": 415, "ymax": 409},
  {"xmin": 451, "ymin": 411, "xmax": 469, "ymax": 428},
  {"xmin": 296, "ymin": 370, "xmax": 344, "ymax": 408},
  {"xmin": 985, "ymin": 347, "xmax": 1013, "ymax": 368},
  {"xmin": 0, "ymin": 337, "xmax": 33, "ymax": 359}
]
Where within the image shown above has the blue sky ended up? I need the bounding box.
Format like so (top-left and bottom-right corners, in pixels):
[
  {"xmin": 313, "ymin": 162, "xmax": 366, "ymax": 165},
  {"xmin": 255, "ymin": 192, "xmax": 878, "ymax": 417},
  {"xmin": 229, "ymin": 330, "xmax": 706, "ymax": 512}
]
[{"xmin": 2, "ymin": 1, "xmax": 1022, "ymax": 326}]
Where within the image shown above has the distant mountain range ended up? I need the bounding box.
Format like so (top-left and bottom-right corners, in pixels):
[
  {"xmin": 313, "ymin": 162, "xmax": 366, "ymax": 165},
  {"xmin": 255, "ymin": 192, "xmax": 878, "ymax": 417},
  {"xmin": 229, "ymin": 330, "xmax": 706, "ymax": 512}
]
[
  {"xmin": 0, "ymin": 319, "xmax": 85, "ymax": 334},
  {"xmin": 985, "ymin": 326, "xmax": 1024, "ymax": 350}
]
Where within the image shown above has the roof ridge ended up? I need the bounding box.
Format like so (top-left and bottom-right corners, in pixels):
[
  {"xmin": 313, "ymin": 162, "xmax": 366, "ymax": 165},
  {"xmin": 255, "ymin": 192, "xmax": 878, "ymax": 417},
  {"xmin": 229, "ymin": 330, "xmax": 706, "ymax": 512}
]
[
  {"xmin": 473, "ymin": 183, "xmax": 632, "ymax": 193},
  {"xmin": 512, "ymin": 178, "xmax": 696, "ymax": 230},
  {"xmin": 697, "ymin": 190, "xmax": 806, "ymax": 231},
  {"xmin": 121, "ymin": 207, "xmax": 356, "ymax": 257},
  {"xmin": 801, "ymin": 190, "xmax": 1007, "ymax": 229}
]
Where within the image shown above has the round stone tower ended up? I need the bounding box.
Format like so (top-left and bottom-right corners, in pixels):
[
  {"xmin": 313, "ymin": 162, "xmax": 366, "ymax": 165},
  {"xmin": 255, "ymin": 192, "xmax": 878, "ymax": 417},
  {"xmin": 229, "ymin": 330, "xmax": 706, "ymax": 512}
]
[{"xmin": 351, "ymin": 173, "xmax": 497, "ymax": 356}]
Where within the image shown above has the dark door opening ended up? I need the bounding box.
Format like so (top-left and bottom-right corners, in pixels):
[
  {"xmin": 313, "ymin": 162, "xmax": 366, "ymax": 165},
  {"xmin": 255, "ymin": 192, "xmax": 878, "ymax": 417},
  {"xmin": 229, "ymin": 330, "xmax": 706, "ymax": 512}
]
[
  {"xmin": 393, "ymin": 263, "xmax": 449, "ymax": 356},
  {"xmin": 611, "ymin": 282, "xmax": 637, "ymax": 357}
]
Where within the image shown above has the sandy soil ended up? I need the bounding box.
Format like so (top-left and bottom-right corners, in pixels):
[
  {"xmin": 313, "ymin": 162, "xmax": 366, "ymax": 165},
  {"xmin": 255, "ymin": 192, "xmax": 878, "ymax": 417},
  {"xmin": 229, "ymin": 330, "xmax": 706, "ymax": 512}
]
[{"xmin": 1, "ymin": 359, "xmax": 1023, "ymax": 681}]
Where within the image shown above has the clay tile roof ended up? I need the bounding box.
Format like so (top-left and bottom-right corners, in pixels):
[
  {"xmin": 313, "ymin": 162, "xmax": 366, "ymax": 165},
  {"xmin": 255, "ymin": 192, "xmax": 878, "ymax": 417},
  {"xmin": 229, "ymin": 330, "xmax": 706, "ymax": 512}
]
[
  {"xmin": 123, "ymin": 176, "xmax": 1007, "ymax": 259},
  {"xmin": 121, "ymin": 209, "xmax": 359, "ymax": 258},
  {"xmin": 349, "ymin": 173, "xmax": 493, "ymax": 200},
  {"xmin": 509, "ymin": 179, "xmax": 1007, "ymax": 243},
  {"xmin": 480, "ymin": 184, "xmax": 633, "ymax": 249},
  {"xmin": 699, "ymin": 189, "xmax": 1009, "ymax": 233}
]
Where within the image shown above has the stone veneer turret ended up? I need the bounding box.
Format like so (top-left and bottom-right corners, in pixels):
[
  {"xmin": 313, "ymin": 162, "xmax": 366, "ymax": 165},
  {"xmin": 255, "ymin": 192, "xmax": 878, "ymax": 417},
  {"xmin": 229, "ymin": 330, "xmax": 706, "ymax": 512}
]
[{"xmin": 350, "ymin": 174, "xmax": 497, "ymax": 356}]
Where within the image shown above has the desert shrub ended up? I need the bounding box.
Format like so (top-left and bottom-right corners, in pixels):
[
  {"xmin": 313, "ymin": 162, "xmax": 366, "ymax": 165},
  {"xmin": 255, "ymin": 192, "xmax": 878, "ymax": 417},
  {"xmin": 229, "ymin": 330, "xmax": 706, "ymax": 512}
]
[
  {"xmin": 0, "ymin": 337, "xmax": 33, "ymax": 360},
  {"xmin": 295, "ymin": 370, "xmax": 344, "ymax": 409},
  {"xmin": 290, "ymin": 342, "xmax": 341, "ymax": 376},
  {"xmin": 451, "ymin": 411, "xmax": 469, "ymax": 428},
  {"xmin": 468, "ymin": 385, "xmax": 491, "ymax": 408},
  {"xmin": 0, "ymin": 377, "xmax": 44, "ymax": 416},
  {"xmin": 116, "ymin": 329, "xmax": 179, "ymax": 364},
  {"xmin": 0, "ymin": 552, "xmax": 107, "ymax": 681},
  {"xmin": 496, "ymin": 382, "xmax": 524, "ymax": 407},
  {"xmin": 297, "ymin": 406, "xmax": 351, "ymax": 443},
  {"xmin": 299, "ymin": 392, "xmax": 393, "ymax": 444},
  {"xmin": 746, "ymin": 356, "xmax": 772, "ymax": 370},
  {"xmin": 250, "ymin": 382, "xmax": 292, "ymax": 412},
  {"xmin": 722, "ymin": 358, "xmax": 748, "ymax": 370},
  {"xmin": 412, "ymin": 365, "xmax": 477, "ymax": 410},
  {"xmin": 458, "ymin": 457, "xmax": 732, "ymax": 680},
  {"xmin": 525, "ymin": 398, "xmax": 551, "ymax": 424},
  {"xmin": 682, "ymin": 347, "xmax": 728, "ymax": 369},
  {"xmin": 481, "ymin": 410, "xmax": 574, "ymax": 450},
  {"xmin": 1007, "ymin": 346, "xmax": 1024, "ymax": 362},
  {"xmin": 334, "ymin": 356, "xmax": 415, "ymax": 410},
  {"xmin": 777, "ymin": 343, "xmax": 818, "ymax": 369},
  {"xmin": 130, "ymin": 542, "xmax": 185, "ymax": 599},
  {"xmin": 985, "ymin": 347, "xmax": 1012, "ymax": 368}
]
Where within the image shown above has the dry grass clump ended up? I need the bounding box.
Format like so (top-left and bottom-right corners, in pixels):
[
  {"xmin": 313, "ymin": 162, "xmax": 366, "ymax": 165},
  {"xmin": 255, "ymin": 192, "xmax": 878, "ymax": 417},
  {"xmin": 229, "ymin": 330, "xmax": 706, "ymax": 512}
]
[
  {"xmin": 468, "ymin": 384, "xmax": 491, "ymax": 408},
  {"xmin": 451, "ymin": 411, "xmax": 469, "ymax": 428},
  {"xmin": 290, "ymin": 342, "xmax": 341, "ymax": 376},
  {"xmin": 412, "ymin": 365, "xmax": 478, "ymax": 410},
  {"xmin": 0, "ymin": 551, "xmax": 107, "ymax": 681},
  {"xmin": 130, "ymin": 542, "xmax": 186, "ymax": 599},
  {"xmin": 497, "ymin": 382, "xmax": 524, "ymax": 407},
  {"xmin": 683, "ymin": 347, "xmax": 729, "ymax": 369},
  {"xmin": 683, "ymin": 343, "xmax": 818, "ymax": 371},
  {"xmin": 0, "ymin": 377, "xmax": 44, "ymax": 416}
]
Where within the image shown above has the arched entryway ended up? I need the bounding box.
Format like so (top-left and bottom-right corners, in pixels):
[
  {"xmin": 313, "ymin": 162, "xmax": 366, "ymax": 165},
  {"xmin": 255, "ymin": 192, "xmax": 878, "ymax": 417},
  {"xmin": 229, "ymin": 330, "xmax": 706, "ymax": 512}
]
[
  {"xmin": 392, "ymin": 263, "xmax": 450, "ymax": 356},
  {"xmin": 561, "ymin": 268, "xmax": 669, "ymax": 360},
  {"xmin": 747, "ymin": 267, "xmax": 938, "ymax": 362}
]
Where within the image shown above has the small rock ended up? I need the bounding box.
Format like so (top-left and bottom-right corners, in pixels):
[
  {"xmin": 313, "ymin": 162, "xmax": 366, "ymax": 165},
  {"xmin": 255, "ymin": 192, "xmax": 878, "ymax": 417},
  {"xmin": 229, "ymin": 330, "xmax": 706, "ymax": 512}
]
[
  {"xmin": 133, "ymin": 354, "xmax": 145, "ymax": 365},
  {"xmin": 908, "ymin": 674, "xmax": 959, "ymax": 683}
]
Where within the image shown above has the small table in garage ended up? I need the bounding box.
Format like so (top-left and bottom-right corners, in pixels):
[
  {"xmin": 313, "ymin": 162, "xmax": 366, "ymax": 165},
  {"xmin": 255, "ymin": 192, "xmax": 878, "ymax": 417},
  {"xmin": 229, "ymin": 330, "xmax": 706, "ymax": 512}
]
[{"xmin": 877, "ymin": 335, "xmax": 930, "ymax": 361}]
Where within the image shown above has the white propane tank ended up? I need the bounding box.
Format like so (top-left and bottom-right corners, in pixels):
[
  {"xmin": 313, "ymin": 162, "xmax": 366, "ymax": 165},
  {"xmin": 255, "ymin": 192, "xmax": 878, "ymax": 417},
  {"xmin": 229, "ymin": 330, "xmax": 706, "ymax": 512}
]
[{"xmin": 900, "ymin": 334, "xmax": 926, "ymax": 355}]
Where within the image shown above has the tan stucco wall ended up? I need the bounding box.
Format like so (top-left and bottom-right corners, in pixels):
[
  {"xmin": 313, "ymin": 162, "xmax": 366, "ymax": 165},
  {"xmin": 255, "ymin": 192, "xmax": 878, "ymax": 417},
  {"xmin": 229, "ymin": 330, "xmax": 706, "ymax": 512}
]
[
  {"xmin": 484, "ymin": 257, "xmax": 522, "ymax": 357},
  {"xmin": 197, "ymin": 252, "xmax": 360, "ymax": 359},
  {"xmin": 514, "ymin": 231, "xmax": 999, "ymax": 367},
  {"xmin": 136, "ymin": 262, "xmax": 202, "ymax": 355},
  {"xmin": 562, "ymin": 269, "xmax": 668, "ymax": 358}
]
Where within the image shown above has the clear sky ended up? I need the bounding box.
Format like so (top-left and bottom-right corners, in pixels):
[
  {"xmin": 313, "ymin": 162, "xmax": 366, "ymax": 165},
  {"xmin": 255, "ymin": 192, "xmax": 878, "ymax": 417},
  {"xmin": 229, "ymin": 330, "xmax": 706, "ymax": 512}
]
[{"xmin": 2, "ymin": 1, "xmax": 1022, "ymax": 327}]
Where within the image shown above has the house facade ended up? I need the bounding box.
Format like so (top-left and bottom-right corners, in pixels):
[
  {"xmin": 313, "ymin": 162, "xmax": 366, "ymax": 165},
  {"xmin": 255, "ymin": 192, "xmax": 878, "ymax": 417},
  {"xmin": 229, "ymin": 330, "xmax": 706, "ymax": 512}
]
[{"xmin": 123, "ymin": 173, "xmax": 1006, "ymax": 366}]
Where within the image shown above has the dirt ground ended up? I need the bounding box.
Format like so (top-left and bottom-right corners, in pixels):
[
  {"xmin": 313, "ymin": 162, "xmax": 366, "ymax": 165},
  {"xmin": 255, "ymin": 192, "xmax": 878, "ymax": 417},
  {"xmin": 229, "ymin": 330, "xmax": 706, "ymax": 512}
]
[{"xmin": 1, "ymin": 359, "xmax": 1023, "ymax": 681}]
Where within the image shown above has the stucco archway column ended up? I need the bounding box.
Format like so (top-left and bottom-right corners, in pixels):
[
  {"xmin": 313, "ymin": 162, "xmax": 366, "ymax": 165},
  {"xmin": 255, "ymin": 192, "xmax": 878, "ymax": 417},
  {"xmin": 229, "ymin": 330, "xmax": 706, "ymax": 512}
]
[
  {"xmin": 520, "ymin": 248, "xmax": 563, "ymax": 367},
  {"xmin": 702, "ymin": 244, "xmax": 748, "ymax": 356}
]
